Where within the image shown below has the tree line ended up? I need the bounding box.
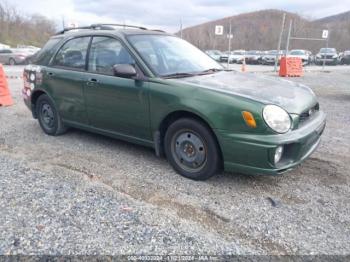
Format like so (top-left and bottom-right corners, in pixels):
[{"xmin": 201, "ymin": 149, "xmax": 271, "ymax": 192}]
[{"xmin": 0, "ymin": 1, "xmax": 56, "ymax": 48}]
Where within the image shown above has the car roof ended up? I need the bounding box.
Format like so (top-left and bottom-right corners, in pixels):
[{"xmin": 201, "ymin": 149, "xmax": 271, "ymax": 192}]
[{"xmin": 53, "ymin": 27, "xmax": 170, "ymax": 40}]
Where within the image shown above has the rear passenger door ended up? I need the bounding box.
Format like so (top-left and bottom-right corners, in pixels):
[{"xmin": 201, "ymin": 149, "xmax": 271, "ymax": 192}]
[
  {"xmin": 84, "ymin": 36, "xmax": 151, "ymax": 141},
  {"xmin": 46, "ymin": 36, "xmax": 91, "ymax": 125},
  {"xmin": 0, "ymin": 50, "xmax": 11, "ymax": 63}
]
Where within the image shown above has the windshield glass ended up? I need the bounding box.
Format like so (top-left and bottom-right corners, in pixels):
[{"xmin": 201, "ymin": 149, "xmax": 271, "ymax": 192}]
[
  {"xmin": 128, "ymin": 35, "xmax": 223, "ymax": 76},
  {"xmin": 267, "ymin": 50, "xmax": 278, "ymax": 55},
  {"xmin": 320, "ymin": 48, "xmax": 336, "ymax": 53},
  {"xmin": 246, "ymin": 51, "xmax": 259, "ymax": 55},
  {"xmin": 210, "ymin": 50, "xmax": 221, "ymax": 55},
  {"xmin": 290, "ymin": 50, "xmax": 305, "ymax": 55}
]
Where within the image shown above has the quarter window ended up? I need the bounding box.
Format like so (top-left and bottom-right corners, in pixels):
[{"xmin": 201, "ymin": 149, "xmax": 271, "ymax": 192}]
[
  {"xmin": 52, "ymin": 37, "xmax": 90, "ymax": 70},
  {"xmin": 88, "ymin": 37, "xmax": 135, "ymax": 76}
]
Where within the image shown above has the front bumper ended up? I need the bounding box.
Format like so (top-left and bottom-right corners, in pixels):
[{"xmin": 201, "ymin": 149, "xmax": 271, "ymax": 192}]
[
  {"xmin": 215, "ymin": 111, "xmax": 326, "ymax": 175},
  {"xmin": 315, "ymin": 58, "xmax": 337, "ymax": 64}
]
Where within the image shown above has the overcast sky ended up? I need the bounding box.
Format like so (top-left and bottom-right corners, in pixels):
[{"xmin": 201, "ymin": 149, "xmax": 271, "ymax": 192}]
[{"xmin": 7, "ymin": 0, "xmax": 350, "ymax": 32}]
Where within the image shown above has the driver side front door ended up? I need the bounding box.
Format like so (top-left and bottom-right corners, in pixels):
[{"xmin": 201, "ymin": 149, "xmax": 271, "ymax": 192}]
[{"xmin": 84, "ymin": 36, "xmax": 151, "ymax": 142}]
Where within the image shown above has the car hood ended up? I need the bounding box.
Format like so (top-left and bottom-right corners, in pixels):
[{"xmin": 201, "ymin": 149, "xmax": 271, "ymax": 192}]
[
  {"xmin": 317, "ymin": 53, "xmax": 337, "ymax": 56},
  {"xmin": 172, "ymin": 71, "xmax": 317, "ymax": 114},
  {"xmin": 289, "ymin": 55, "xmax": 308, "ymax": 59},
  {"xmin": 263, "ymin": 55, "xmax": 278, "ymax": 59},
  {"xmin": 246, "ymin": 55, "xmax": 260, "ymax": 59}
]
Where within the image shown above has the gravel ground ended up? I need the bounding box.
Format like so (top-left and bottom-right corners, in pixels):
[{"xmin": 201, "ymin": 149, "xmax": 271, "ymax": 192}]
[{"xmin": 0, "ymin": 66, "xmax": 349, "ymax": 256}]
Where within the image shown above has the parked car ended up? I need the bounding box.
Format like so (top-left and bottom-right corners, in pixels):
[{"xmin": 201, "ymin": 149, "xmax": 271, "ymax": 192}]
[
  {"xmin": 261, "ymin": 50, "xmax": 284, "ymax": 65},
  {"xmin": 17, "ymin": 45, "xmax": 41, "ymax": 53},
  {"xmin": 228, "ymin": 50, "xmax": 246, "ymax": 64},
  {"xmin": 0, "ymin": 48, "xmax": 32, "ymax": 65},
  {"xmin": 315, "ymin": 48, "xmax": 339, "ymax": 65},
  {"xmin": 339, "ymin": 50, "xmax": 350, "ymax": 65},
  {"xmin": 288, "ymin": 49, "xmax": 312, "ymax": 65},
  {"xmin": 220, "ymin": 51, "xmax": 230, "ymax": 63},
  {"xmin": 245, "ymin": 50, "xmax": 262, "ymax": 64},
  {"xmin": 0, "ymin": 43, "xmax": 10, "ymax": 49},
  {"xmin": 205, "ymin": 50, "xmax": 222, "ymax": 62},
  {"xmin": 22, "ymin": 24, "xmax": 326, "ymax": 180}
]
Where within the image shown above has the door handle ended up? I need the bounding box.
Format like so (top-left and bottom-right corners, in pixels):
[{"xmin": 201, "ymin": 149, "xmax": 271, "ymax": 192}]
[
  {"xmin": 47, "ymin": 72, "xmax": 54, "ymax": 77},
  {"xmin": 86, "ymin": 78, "xmax": 99, "ymax": 87}
]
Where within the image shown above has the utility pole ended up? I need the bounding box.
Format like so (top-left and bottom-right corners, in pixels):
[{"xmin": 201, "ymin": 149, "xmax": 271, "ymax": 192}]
[
  {"xmin": 61, "ymin": 16, "xmax": 65, "ymax": 29},
  {"xmin": 274, "ymin": 13, "xmax": 286, "ymax": 72},
  {"xmin": 285, "ymin": 20, "xmax": 293, "ymax": 54},
  {"xmin": 323, "ymin": 29, "xmax": 329, "ymax": 70},
  {"xmin": 227, "ymin": 20, "xmax": 232, "ymax": 69},
  {"xmin": 180, "ymin": 19, "xmax": 183, "ymax": 39}
]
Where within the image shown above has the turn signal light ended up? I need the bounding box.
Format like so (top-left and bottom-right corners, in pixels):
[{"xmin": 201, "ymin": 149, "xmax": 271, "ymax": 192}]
[{"xmin": 242, "ymin": 111, "xmax": 257, "ymax": 128}]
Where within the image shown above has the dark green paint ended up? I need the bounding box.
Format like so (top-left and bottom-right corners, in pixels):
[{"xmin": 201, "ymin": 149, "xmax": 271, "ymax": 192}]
[{"xmin": 23, "ymin": 29, "xmax": 326, "ymax": 176}]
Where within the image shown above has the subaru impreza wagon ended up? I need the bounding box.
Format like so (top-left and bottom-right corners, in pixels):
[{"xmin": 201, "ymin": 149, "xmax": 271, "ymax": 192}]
[{"xmin": 22, "ymin": 24, "xmax": 326, "ymax": 180}]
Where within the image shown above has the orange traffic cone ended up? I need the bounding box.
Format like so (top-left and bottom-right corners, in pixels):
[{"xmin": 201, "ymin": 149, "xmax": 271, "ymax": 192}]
[{"xmin": 0, "ymin": 64, "xmax": 14, "ymax": 106}]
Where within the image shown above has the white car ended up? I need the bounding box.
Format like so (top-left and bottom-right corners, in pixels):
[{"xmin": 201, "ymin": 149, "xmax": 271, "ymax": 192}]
[
  {"xmin": 226, "ymin": 50, "xmax": 245, "ymax": 64},
  {"xmin": 288, "ymin": 50, "xmax": 312, "ymax": 65}
]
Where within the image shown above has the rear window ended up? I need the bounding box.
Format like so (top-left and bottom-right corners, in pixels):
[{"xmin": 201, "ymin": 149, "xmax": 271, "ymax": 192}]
[{"xmin": 33, "ymin": 37, "xmax": 63, "ymax": 65}]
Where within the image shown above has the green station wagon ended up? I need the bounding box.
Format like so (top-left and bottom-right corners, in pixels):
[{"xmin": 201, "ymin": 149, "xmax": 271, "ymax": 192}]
[{"xmin": 22, "ymin": 24, "xmax": 326, "ymax": 180}]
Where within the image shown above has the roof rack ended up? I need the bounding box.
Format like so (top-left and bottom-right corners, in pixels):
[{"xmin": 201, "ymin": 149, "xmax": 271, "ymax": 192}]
[
  {"xmin": 91, "ymin": 23, "xmax": 148, "ymax": 30},
  {"xmin": 55, "ymin": 23, "xmax": 149, "ymax": 35}
]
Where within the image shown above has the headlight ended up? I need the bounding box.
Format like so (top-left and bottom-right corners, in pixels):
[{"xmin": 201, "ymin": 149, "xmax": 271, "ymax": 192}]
[
  {"xmin": 332, "ymin": 54, "xmax": 338, "ymax": 58},
  {"xmin": 263, "ymin": 105, "xmax": 291, "ymax": 133},
  {"xmin": 316, "ymin": 54, "xmax": 321, "ymax": 58}
]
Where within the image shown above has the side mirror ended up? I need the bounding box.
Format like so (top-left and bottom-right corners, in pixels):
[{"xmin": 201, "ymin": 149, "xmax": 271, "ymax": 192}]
[{"xmin": 113, "ymin": 64, "xmax": 137, "ymax": 78}]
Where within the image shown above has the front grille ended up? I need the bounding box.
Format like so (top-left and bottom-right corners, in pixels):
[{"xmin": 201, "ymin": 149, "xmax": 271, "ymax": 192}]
[
  {"xmin": 321, "ymin": 55, "xmax": 334, "ymax": 59},
  {"xmin": 299, "ymin": 103, "xmax": 320, "ymax": 123}
]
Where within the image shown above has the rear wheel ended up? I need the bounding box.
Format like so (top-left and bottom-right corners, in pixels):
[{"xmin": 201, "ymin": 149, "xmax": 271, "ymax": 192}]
[
  {"xmin": 9, "ymin": 58, "xmax": 16, "ymax": 66},
  {"xmin": 164, "ymin": 118, "xmax": 220, "ymax": 180},
  {"xmin": 36, "ymin": 94, "xmax": 67, "ymax": 136}
]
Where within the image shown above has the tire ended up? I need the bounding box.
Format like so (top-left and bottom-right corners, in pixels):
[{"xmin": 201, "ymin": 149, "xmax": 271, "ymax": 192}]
[
  {"xmin": 9, "ymin": 58, "xmax": 16, "ymax": 66},
  {"xmin": 164, "ymin": 118, "xmax": 221, "ymax": 180},
  {"xmin": 36, "ymin": 94, "xmax": 67, "ymax": 136}
]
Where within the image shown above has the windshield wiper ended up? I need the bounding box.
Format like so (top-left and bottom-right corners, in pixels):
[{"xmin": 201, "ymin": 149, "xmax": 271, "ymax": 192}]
[
  {"xmin": 162, "ymin": 72, "xmax": 197, "ymax": 79},
  {"xmin": 197, "ymin": 68, "xmax": 224, "ymax": 75}
]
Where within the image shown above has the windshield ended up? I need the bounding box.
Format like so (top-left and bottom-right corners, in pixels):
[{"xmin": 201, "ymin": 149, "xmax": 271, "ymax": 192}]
[
  {"xmin": 290, "ymin": 50, "xmax": 305, "ymax": 55},
  {"xmin": 320, "ymin": 48, "xmax": 336, "ymax": 54},
  {"xmin": 246, "ymin": 51, "xmax": 259, "ymax": 55},
  {"xmin": 128, "ymin": 35, "xmax": 223, "ymax": 77},
  {"xmin": 267, "ymin": 50, "xmax": 278, "ymax": 55},
  {"xmin": 209, "ymin": 50, "xmax": 221, "ymax": 55}
]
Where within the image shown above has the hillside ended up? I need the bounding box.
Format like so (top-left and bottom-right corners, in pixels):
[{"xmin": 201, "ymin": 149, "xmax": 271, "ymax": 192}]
[
  {"xmin": 0, "ymin": 2, "xmax": 56, "ymax": 48},
  {"xmin": 180, "ymin": 9, "xmax": 350, "ymax": 53},
  {"xmin": 315, "ymin": 10, "xmax": 350, "ymax": 24}
]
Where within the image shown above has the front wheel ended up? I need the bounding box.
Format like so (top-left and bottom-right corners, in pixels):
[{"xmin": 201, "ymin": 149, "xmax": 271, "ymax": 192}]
[
  {"xmin": 164, "ymin": 118, "xmax": 221, "ymax": 180},
  {"xmin": 36, "ymin": 94, "xmax": 67, "ymax": 136}
]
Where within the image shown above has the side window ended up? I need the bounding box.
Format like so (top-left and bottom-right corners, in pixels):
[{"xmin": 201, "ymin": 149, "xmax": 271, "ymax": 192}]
[
  {"xmin": 35, "ymin": 37, "xmax": 63, "ymax": 65},
  {"xmin": 52, "ymin": 37, "xmax": 90, "ymax": 70},
  {"xmin": 88, "ymin": 37, "xmax": 135, "ymax": 76}
]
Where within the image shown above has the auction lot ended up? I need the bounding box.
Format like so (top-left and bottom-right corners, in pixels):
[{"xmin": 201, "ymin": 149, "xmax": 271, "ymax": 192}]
[{"xmin": 1, "ymin": 65, "xmax": 350, "ymax": 255}]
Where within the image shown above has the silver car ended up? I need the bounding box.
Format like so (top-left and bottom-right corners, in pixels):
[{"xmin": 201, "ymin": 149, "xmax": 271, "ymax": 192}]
[{"xmin": 0, "ymin": 48, "xmax": 31, "ymax": 65}]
